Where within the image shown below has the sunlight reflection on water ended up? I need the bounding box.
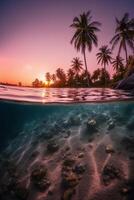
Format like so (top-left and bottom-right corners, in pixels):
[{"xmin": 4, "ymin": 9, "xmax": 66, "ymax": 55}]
[{"xmin": 0, "ymin": 85, "xmax": 134, "ymax": 103}]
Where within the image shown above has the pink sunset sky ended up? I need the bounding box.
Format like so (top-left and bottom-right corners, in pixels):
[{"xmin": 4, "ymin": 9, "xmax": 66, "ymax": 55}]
[{"xmin": 0, "ymin": 0, "xmax": 133, "ymax": 85}]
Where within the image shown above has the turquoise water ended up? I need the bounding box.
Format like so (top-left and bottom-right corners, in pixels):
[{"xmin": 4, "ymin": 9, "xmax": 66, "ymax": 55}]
[{"xmin": 0, "ymin": 86, "xmax": 134, "ymax": 200}]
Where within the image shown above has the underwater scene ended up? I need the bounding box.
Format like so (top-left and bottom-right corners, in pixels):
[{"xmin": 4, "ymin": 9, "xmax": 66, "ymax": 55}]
[{"xmin": 0, "ymin": 98, "xmax": 134, "ymax": 200}]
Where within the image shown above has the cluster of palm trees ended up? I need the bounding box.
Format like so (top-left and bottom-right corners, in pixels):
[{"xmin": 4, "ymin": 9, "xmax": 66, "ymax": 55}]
[
  {"xmin": 46, "ymin": 57, "xmax": 92, "ymax": 87},
  {"xmin": 31, "ymin": 56, "xmax": 114, "ymax": 88},
  {"xmin": 32, "ymin": 11, "xmax": 134, "ymax": 88},
  {"xmin": 70, "ymin": 11, "xmax": 133, "ymax": 85}
]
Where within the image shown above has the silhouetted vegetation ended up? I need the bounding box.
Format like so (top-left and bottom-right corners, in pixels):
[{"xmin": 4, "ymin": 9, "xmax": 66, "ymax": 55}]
[
  {"xmin": 31, "ymin": 12, "xmax": 134, "ymax": 88},
  {"xmin": 32, "ymin": 57, "xmax": 110, "ymax": 88},
  {"xmin": 110, "ymin": 13, "xmax": 134, "ymax": 63},
  {"xmin": 32, "ymin": 79, "xmax": 44, "ymax": 88},
  {"xmin": 96, "ymin": 46, "xmax": 112, "ymax": 86},
  {"xmin": 32, "ymin": 55, "xmax": 134, "ymax": 88},
  {"xmin": 0, "ymin": 82, "xmax": 18, "ymax": 87},
  {"xmin": 32, "ymin": 56, "xmax": 134, "ymax": 88},
  {"xmin": 70, "ymin": 11, "xmax": 101, "ymax": 86}
]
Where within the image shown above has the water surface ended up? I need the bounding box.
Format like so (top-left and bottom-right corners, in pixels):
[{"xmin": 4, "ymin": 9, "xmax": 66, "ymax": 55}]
[{"xmin": 0, "ymin": 85, "xmax": 134, "ymax": 103}]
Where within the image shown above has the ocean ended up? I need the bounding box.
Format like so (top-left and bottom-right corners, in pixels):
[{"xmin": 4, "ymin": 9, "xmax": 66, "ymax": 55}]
[{"xmin": 0, "ymin": 86, "xmax": 134, "ymax": 200}]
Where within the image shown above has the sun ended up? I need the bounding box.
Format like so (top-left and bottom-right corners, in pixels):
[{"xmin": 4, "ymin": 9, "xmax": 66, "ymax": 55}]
[
  {"xmin": 38, "ymin": 73, "xmax": 53, "ymax": 85},
  {"xmin": 38, "ymin": 73, "xmax": 45, "ymax": 82}
]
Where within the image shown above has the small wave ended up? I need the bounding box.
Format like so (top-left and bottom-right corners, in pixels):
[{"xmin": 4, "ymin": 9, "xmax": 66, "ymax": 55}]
[{"xmin": 0, "ymin": 86, "xmax": 134, "ymax": 104}]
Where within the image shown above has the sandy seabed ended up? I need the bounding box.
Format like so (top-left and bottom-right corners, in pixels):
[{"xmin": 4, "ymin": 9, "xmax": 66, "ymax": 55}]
[{"xmin": 0, "ymin": 103, "xmax": 134, "ymax": 200}]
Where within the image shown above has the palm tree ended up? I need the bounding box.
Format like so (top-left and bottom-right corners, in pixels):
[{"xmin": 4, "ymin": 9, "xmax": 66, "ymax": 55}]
[
  {"xmin": 56, "ymin": 68, "xmax": 66, "ymax": 86},
  {"xmin": 51, "ymin": 74, "xmax": 56, "ymax": 83},
  {"xmin": 32, "ymin": 78, "xmax": 40, "ymax": 87},
  {"xmin": 71, "ymin": 57, "xmax": 83, "ymax": 75},
  {"xmin": 79, "ymin": 70, "xmax": 91, "ymax": 86},
  {"xmin": 91, "ymin": 68, "xmax": 101, "ymax": 82},
  {"xmin": 96, "ymin": 45, "xmax": 112, "ymax": 86},
  {"xmin": 68, "ymin": 68, "xmax": 75, "ymax": 78},
  {"xmin": 99, "ymin": 68, "xmax": 110, "ymax": 85},
  {"xmin": 110, "ymin": 13, "xmax": 134, "ymax": 63},
  {"xmin": 112, "ymin": 56, "xmax": 124, "ymax": 73},
  {"xmin": 45, "ymin": 72, "xmax": 51, "ymax": 86},
  {"xmin": 67, "ymin": 68, "xmax": 75, "ymax": 86},
  {"xmin": 70, "ymin": 11, "xmax": 101, "ymax": 86}
]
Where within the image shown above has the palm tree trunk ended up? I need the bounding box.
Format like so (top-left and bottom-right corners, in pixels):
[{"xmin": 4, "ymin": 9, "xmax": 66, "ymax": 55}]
[
  {"xmin": 83, "ymin": 49, "xmax": 90, "ymax": 87},
  {"xmin": 124, "ymin": 43, "xmax": 128, "ymax": 64},
  {"xmin": 104, "ymin": 63, "xmax": 106, "ymax": 87}
]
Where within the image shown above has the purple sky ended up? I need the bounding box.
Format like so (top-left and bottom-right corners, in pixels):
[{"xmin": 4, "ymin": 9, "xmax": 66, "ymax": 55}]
[{"xmin": 0, "ymin": 0, "xmax": 133, "ymax": 85}]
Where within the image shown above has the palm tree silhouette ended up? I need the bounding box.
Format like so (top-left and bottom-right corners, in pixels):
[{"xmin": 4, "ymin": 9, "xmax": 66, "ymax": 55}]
[
  {"xmin": 96, "ymin": 45, "xmax": 112, "ymax": 86},
  {"xmin": 112, "ymin": 56, "xmax": 124, "ymax": 73},
  {"xmin": 71, "ymin": 57, "xmax": 83, "ymax": 75},
  {"xmin": 110, "ymin": 13, "xmax": 134, "ymax": 63},
  {"xmin": 99, "ymin": 68, "xmax": 110, "ymax": 86},
  {"xmin": 56, "ymin": 68, "xmax": 66, "ymax": 86},
  {"xmin": 91, "ymin": 68, "xmax": 101, "ymax": 82},
  {"xmin": 32, "ymin": 78, "xmax": 40, "ymax": 87},
  {"xmin": 80, "ymin": 70, "xmax": 91, "ymax": 86},
  {"xmin": 67, "ymin": 68, "xmax": 75, "ymax": 86},
  {"xmin": 45, "ymin": 72, "xmax": 51, "ymax": 86},
  {"xmin": 51, "ymin": 74, "xmax": 56, "ymax": 83},
  {"xmin": 70, "ymin": 11, "xmax": 101, "ymax": 86}
]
